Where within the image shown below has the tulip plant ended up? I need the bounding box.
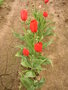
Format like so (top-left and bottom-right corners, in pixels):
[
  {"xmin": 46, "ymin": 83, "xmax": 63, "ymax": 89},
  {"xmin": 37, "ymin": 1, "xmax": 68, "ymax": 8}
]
[{"xmin": 14, "ymin": 0, "xmax": 54, "ymax": 90}]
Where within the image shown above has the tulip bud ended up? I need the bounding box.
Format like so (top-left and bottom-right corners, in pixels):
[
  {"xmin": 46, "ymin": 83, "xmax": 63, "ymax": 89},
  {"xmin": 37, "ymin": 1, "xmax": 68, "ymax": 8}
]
[
  {"xmin": 44, "ymin": 0, "xmax": 49, "ymax": 4},
  {"xmin": 30, "ymin": 20, "xmax": 38, "ymax": 33},
  {"xmin": 43, "ymin": 12, "xmax": 48, "ymax": 17},
  {"xmin": 21, "ymin": 10, "xmax": 27, "ymax": 21},
  {"xmin": 34, "ymin": 42, "xmax": 42, "ymax": 52},
  {"xmin": 23, "ymin": 48, "xmax": 29, "ymax": 56}
]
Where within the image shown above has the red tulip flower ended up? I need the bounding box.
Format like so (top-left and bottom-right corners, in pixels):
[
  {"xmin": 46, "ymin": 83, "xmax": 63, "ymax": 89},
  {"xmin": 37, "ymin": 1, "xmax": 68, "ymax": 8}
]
[
  {"xmin": 23, "ymin": 48, "xmax": 29, "ymax": 56},
  {"xmin": 44, "ymin": 0, "xmax": 49, "ymax": 4},
  {"xmin": 30, "ymin": 20, "xmax": 38, "ymax": 33},
  {"xmin": 21, "ymin": 10, "xmax": 27, "ymax": 21},
  {"xmin": 43, "ymin": 12, "xmax": 48, "ymax": 17},
  {"xmin": 34, "ymin": 42, "xmax": 42, "ymax": 52}
]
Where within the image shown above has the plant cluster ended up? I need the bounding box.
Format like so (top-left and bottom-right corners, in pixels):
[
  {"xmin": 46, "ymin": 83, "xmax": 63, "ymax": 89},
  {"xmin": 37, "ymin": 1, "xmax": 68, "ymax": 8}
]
[{"xmin": 14, "ymin": 0, "xmax": 54, "ymax": 90}]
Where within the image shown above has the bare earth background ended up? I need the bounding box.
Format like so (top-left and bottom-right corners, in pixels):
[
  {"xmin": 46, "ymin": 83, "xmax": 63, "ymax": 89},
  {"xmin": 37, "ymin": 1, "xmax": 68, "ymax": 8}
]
[{"xmin": 0, "ymin": 0, "xmax": 68, "ymax": 90}]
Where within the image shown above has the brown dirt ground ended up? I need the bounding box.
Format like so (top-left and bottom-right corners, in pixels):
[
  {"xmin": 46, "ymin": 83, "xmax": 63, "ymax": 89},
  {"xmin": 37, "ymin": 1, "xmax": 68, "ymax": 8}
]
[{"xmin": 0, "ymin": 0, "xmax": 68, "ymax": 90}]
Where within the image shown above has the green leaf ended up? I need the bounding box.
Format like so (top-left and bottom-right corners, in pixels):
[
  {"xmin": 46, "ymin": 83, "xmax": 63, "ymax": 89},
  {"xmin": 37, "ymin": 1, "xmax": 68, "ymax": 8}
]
[
  {"xmin": 13, "ymin": 32, "xmax": 24, "ymax": 41},
  {"xmin": 20, "ymin": 76, "xmax": 34, "ymax": 89},
  {"xmin": 30, "ymin": 56, "xmax": 47, "ymax": 72},
  {"xmin": 16, "ymin": 45, "xmax": 24, "ymax": 50},
  {"xmin": 25, "ymin": 71, "xmax": 36, "ymax": 78},
  {"xmin": 43, "ymin": 58, "xmax": 53, "ymax": 66},
  {"xmin": 34, "ymin": 78, "xmax": 45, "ymax": 89},
  {"xmin": 25, "ymin": 33, "xmax": 34, "ymax": 54},
  {"xmin": 43, "ymin": 27, "xmax": 54, "ymax": 36},
  {"xmin": 38, "ymin": 78, "xmax": 45, "ymax": 86},
  {"xmin": 15, "ymin": 51, "xmax": 21, "ymax": 57},
  {"xmin": 26, "ymin": 18, "xmax": 31, "ymax": 25},
  {"xmin": 27, "ymin": 86, "xmax": 35, "ymax": 90},
  {"xmin": 21, "ymin": 57, "xmax": 31, "ymax": 68},
  {"xmin": 43, "ymin": 39, "xmax": 53, "ymax": 48},
  {"xmin": 15, "ymin": 50, "xmax": 22, "ymax": 57},
  {"xmin": 33, "ymin": 58, "xmax": 47, "ymax": 67}
]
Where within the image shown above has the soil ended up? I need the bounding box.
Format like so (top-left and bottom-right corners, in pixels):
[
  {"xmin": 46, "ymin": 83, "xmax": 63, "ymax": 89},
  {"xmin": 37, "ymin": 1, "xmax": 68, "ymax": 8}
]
[{"xmin": 0, "ymin": 0, "xmax": 68, "ymax": 90}]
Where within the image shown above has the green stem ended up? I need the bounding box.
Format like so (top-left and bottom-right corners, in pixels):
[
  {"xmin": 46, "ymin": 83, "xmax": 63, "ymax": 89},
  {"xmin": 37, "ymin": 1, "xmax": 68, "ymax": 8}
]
[
  {"xmin": 24, "ymin": 21, "xmax": 27, "ymax": 33},
  {"xmin": 34, "ymin": 33, "xmax": 35, "ymax": 43}
]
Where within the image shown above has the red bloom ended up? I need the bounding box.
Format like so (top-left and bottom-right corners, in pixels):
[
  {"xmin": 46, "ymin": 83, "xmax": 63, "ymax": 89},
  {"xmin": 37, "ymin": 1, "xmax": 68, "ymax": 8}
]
[
  {"xmin": 30, "ymin": 20, "xmax": 38, "ymax": 33},
  {"xmin": 23, "ymin": 48, "xmax": 29, "ymax": 56},
  {"xmin": 43, "ymin": 12, "xmax": 48, "ymax": 17},
  {"xmin": 34, "ymin": 42, "xmax": 42, "ymax": 52},
  {"xmin": 44, "ymin": 0, "xmax": 49, "ymax": 4},
  {"xmin": 21, "ymin": 10, "xmax": 27, "ymax": 21}
]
